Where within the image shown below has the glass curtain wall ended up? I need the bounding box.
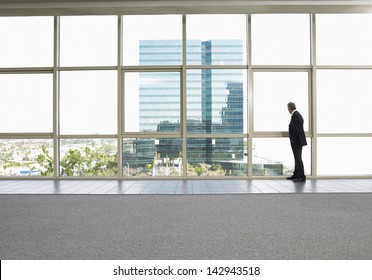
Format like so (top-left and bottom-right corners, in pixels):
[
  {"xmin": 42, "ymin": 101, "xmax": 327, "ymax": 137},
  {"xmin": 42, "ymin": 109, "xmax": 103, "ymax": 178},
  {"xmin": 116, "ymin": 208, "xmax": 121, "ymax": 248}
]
[
  {"xmin": 251, "ymin": 14, "xmax": 311, "ymax": 176},
  {"xmin": 59, "ymin": 16, "xmax": 118, "ymax": 177},
  {"xmin": 316, "ymin": 14, "xmax": 372, "ymax": 176},
  {"xmin": 186, "ymin": 15, "xmax": 248, "ymax": 177},
  {"xmin": 0, "ymin": 17, "xmax": 55, "ymax": 177},
  {"xmin": 1, "ymin": 13, "xmax": 372, "ymax": 178}
]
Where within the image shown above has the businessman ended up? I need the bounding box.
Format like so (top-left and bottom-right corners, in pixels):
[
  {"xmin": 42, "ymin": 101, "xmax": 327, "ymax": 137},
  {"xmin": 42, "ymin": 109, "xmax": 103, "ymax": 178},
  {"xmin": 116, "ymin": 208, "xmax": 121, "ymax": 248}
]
[{"xmin": 287, "ymin": 102, "xmax": 307, "ymax": 182}]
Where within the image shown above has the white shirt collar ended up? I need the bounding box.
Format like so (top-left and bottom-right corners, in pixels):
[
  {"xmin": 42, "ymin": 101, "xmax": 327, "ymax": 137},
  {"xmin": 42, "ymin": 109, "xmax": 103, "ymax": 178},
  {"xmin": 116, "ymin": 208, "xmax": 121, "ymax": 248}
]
[{"xmin": 291, "ymin": 109, "xmax": 297, "ymax": 116}]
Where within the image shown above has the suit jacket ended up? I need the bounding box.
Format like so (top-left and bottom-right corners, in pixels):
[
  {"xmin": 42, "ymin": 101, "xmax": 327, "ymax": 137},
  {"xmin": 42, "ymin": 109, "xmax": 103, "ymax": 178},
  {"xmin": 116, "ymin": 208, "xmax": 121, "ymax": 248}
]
[{"xmin": 289, "ymin": 111, "xmax": 307, "ymax": 146}]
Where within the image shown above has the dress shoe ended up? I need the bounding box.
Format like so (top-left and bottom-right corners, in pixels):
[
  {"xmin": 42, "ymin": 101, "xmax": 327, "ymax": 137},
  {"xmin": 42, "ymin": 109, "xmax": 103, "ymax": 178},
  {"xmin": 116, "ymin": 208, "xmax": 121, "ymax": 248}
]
[
  {"xmin": 293, "ymin": 177, "xmax": 306, "ymax": 182},
  {"xmin": 286, "ymin": 176, "xmax": 297, "ymax": 180}
]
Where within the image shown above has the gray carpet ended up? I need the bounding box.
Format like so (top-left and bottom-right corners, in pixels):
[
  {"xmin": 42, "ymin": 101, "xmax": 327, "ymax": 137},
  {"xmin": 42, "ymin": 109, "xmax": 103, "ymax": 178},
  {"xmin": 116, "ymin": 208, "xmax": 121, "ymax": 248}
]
[{"xmin": 1, "ymin": 193, "xmax": 372, "ymax": 259}]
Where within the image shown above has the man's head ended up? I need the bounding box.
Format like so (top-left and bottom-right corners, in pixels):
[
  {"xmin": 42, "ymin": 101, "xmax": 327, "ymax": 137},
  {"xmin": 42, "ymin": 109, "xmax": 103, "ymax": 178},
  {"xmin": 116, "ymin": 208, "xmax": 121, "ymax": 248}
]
[{"xmin": 287, "ymin": 102, "xmax": 296, "ymax": 114}]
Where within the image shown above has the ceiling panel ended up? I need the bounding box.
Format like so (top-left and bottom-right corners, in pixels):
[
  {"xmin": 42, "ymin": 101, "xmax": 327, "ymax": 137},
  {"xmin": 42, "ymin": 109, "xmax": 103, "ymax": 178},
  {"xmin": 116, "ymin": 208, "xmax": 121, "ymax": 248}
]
[{"xmin": 1, "ymin": 0, "xmax": 372, "ymax": 16}]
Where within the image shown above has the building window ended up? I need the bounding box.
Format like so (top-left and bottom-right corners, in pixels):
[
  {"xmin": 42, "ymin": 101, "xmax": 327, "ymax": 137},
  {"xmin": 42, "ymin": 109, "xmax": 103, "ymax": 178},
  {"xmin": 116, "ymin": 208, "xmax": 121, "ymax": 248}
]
[
  {"xmin": 60, "ymin": 139, "xmax": 117, "ymax": 177},
  {"xmin": 187, "ymin": 69, "xmax": 247, "ymax": 134},
  {"xmin": 0, "ymin": 139, "xmax": 53, "ymax": 177},
  {"xmin": 186, "ymin": 15, "xmax": 247, "ymax": 65},
  {"xmin": 0, "ymin": 16, "xmax": 53, "ymax": 67},
  {"xmin": 318, "ymin": 138, "xmax": 372, "ymax": 176},
  {"xmin": 60, "ymin": 71, "xmax": 117, "ymax": 135},
  {"xmin": 123, "ymin": 15, "xmax": 182, "ymax": 66},
  {"xmin": 253, "ymin": 71, "xmax": 309, "ymax": 132},
  {"xmin": 317, "ymin": 70, "xmax": 372, "ymax": 133},
  {"xmin": 123, "ymin": 138, "xmax": 183, "ymax": 177},
  {"xmin": 252, "ymin": 138, "xmax": 311, "ymax": 176},
  {"xmin": 0, "ymin": 74, "xmax": 53, "ymax": 133},
  {"xmin": 317, "ymin": 14, "xmax": 372, "ymax": 65},
  {"xmin": 187, "ymin": 138, "xmax": 248, "ymax": 176},
  {"xmin": 251, "ymin": 14, "xmax": 310, "ymax": 65},
  {"xmin": 124, "ymin": 72, "xmax": 181, "ymax": 133},
  {"xmin": 60, "ymin": 16, "xmax": 117, "ymax": 67}
]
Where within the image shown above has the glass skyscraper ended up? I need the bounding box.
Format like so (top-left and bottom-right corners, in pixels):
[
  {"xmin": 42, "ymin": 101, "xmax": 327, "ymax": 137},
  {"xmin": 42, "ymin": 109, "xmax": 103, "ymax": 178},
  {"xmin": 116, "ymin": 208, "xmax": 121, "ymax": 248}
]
[
  {"xmin": 139, "ymin": 39, "xmax": 244, "ymax": 133},
  {"xmin": 133, "ymin": 39, "xmax": 245, "ymax": 175}
]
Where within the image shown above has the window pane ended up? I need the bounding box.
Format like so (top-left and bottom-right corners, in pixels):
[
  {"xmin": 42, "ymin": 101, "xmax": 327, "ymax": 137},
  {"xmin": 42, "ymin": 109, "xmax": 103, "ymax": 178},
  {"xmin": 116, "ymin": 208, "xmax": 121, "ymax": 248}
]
[
  {"xmin": 0, "ymin": 74, "xmax": 53, "ymax": 133},
  {"xmin": 252, "ymin": 14, "xmax": 310, "ymax": 65},
  {"xmin": 318, "ymin": 138, "xmax": 372, "ymax": 175},
  {"xmin": 187, "ymin": 138, "xmax": 247, "ymax": 176},
  {"xmin": 60, "ymin": 139, "xmax": 117, "ymax": 176},
  {"xmin": 253, "ymin": 72, "xmax": 309, "ymax": 132},
  {"xmin": 60, "ymin": 71, "xmax": 117, "ymax": 134},
  {"xmin": 0, "ymin": 139, "xmax": 53, "ymax": 177},
  {"xmin": 317, "ymin": 70, "xmax": 372, "ymax": 133},
  {"xmin": 125, "ymin": 72, "xmax": 180, "ymax": 133},
  {"xmin": 317, "ymin": 14, "xmax": 372, "ymax": 65},
  {"xmin": 187, "ymin": 69, "xmax": 247, "ymax": 134},
  {"xmin": 187, "ymin": 15, "xmax": 247, "ymax": 65},
  {"xmin": 123, "ymin": 15, "xmax": 182, "ymax": 66},
  {"xmin": 252, "ymin": 138, "xmax": 311, "ymax": 176},
  {"xmin": 123, "ymin": 138, "xmax": 183, "ymax": 177},
  {"xmin": 60, "ymin": 16, "xmax": 117, "ymax": 66},
  {"xmin": 0, "ymin": 17, "xmax": 53, "ymax": 67}
]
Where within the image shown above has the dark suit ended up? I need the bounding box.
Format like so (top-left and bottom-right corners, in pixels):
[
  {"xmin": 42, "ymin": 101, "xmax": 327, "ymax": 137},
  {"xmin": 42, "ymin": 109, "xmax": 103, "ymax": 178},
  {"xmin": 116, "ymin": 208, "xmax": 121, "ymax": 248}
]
[{"xmin": 289, "ymin": 111, "xmax": 307, "ymax": 179}]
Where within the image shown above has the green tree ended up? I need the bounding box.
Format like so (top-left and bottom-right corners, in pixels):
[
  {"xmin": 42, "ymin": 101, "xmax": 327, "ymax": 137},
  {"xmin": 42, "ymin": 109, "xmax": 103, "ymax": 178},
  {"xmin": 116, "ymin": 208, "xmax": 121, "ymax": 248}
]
[
  {"xmin": 60, "ymin": 146, "xmax": 118, "ymax": 177},
  {"xmin": 36, "ymin": 143, "xmax": 118, "ymax": 177},
  {"xmin": 60, "ymin": 149, "xmax": 86, "ymax": 176},
  {"xmin": 36, "ymin": 146, "xmax": 54, "ymax": 176},
  {"xmin": 3, "ymin": 161, "xmax": 21, "ymax": 176}
]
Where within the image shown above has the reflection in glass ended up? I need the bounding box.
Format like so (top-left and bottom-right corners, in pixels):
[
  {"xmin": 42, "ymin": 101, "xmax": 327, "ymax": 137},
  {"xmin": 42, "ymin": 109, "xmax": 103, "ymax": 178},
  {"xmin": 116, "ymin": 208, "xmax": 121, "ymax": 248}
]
[
  {"xmin": 187, "ymin": 15, "xmax": 247, "ymax": 65},
  {"xmin": 317, "ymin": 70, "xmax": 372, "ymax": 133},
  {"xmin": 318, "ymin": 138, "xmax": 372, "ymax": 176},
  {"xmin": 125, "ymin": 72, "xmax": 181, "ymax": 133},
  {"xmin": 317, "ymin": 14, "xmax": 372, "ymax": 65},
  {"xmin": 0, "ymin": 17, "xmax": 53, "ymax": 67},
  {"xmin": 187, "ymin": 70, "xmax": 247, "ymax": 134},
  {"xmin": 187, "ymin": 138, "xmax": 247, "ymax": 176},
  {"xmin": 251, "ymin": 14, "xmax": 310, "ymax": 65},
  {"xmin": 253, "ymin": 72, "xmax": 309, "ymax": 132},
  {"xmin": 252, "ymin": 138, "xmax": 311, "ymax": 176},
  {"xmin": 60, "ymin": 71, "xmax": 117, "ymax": 134},
  {"xmin": 60, "ymin": 139, "xmax": 117, "ymax": 176},
  {"xmin": 60, "ymin": 16, "xmax": 117, "ymax": 66},
  {"xmin": 123, "ymin": 138, "xmax": 183, "ymax": 177},
  {"xmin": 0, "ymin": 74, "xmax": 53, "ymax": 133},
  {"xmin": 123, "ymin": 15, "xmax": 182, "ymax": 65},
  {"xmin": 0, "ymin": 139, "xmax": 53, "ymax": 176}
]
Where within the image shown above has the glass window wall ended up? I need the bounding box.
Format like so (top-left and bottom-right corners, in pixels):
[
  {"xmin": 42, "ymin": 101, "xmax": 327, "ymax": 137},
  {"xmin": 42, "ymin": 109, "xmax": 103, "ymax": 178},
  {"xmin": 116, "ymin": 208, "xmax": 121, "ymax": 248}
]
[
  {"xmin": 60, "ymin": 16, "xmax": 117, "ymax": 67},
  {"xmin": 2, "ymin": 13, "xmax": 372, "ymax": 178},
  {"xmin": 317, "ymin": 138, "xmax": 372, "ymax": 176},
  {"xmin": 187, "ymin": 138, "xmax": 248, "ymax": 176},
  {"xmin": 0, "ymin": 74, "xmax": 53, "ymax": 133},
  {"xmin": 0, "ymin": 17, "xmax": 53, "ymax": 67},
  {"xmin": 123, "ymin": 138, "xmax": 183, "ymax": 177},
  {"xmin": 317, "ymin": 14, "xmax": 372, "ymax": 65},
  {"xmin": 124, "ymin": 72, "xmax": 181, "ymax": 133},
  {"xmin": 187, "ymin": 69, "xmax": 247, "ymax": 134},
  {"xmin": 317, "ymin": 70, "xmax": 372, "ymax": 133},
  {"xmin": 123, "ymin": 15, "xmax": 182, "ymax": 66},
  {"xmin": 252, "ymin": 138, "xmax": 311, "ymax": 176},
  {"xmin": 253, "ymin": 72, "xmax": 309, "ymax": 132},
  {"xmin": 0, "ymin": 139, "xmax": 53, "ymax": 176},
  {"xmin": 186, "ymin": 15, "xmax": 247, "ymax": 65},
  {"xmin": 60, "ymin": 138, "xmax": 117, "ymax": 177},
  {"xmin": 60, "ymin": 71, "xmax": 117, "ymax": 135},
  {"xmin": 251, "ymin": 14, "xmax": 310, "ymax": 65}
]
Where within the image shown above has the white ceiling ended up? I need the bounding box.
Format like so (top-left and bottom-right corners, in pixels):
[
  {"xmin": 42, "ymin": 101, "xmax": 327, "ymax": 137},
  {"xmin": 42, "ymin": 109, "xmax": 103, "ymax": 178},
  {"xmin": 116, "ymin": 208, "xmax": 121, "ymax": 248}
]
[{"xmin": 1, "ymin": 0, "xmax": 372, "ymax": 16}]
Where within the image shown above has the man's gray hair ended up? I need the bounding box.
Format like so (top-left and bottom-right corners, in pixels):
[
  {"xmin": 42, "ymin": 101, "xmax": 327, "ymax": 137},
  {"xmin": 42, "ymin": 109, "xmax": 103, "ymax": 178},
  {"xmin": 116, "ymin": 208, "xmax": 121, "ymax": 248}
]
[{"xmin": 287, "ymin": 102, "xmax": 296, "ymax": 110}]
